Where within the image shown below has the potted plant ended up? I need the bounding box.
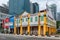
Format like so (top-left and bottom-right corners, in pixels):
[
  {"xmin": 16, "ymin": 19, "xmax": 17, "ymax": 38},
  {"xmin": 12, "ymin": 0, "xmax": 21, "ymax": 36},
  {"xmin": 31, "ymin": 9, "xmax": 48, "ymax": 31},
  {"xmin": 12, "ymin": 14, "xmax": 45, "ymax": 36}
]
[{"xmin": 46, "ymin": 32, "xmax": 49, "ymax": 36}]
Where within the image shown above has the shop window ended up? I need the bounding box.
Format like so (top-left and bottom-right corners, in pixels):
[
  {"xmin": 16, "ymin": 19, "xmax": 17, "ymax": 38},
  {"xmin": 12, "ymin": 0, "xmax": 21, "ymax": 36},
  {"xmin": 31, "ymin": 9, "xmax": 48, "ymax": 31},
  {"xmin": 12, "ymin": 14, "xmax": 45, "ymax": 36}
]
[
  {"xmin": 40, "ymin": 16, "xmax": 44, "ymax": 21},
  {"xmin": 35, "ymin": 16, "xmax": 38, "ymax": 22},
  {"xmin": 30, "ymin": 17, "xmax": 33, "ymax": 22},
  {"xmin": 22, "ymin": 18, "xmax": 24, "ymax": 22},
  {"xmin": 18, "ymin": 19, "xmax": 20, "ymax": 23},
  {"xmin": 16, "ymin": 19, "xmax": 20, "ymax": 23},
  {"xmin": 26, "ymin": 18, "xmax": 28, "ymax": 21},
  {"xmin": 47, "ymin": 19, "xmax": 49, "ymax": 23},
  {"xmin": 47, "ymin": 19, "xmax": 49, "ymax": 24}
]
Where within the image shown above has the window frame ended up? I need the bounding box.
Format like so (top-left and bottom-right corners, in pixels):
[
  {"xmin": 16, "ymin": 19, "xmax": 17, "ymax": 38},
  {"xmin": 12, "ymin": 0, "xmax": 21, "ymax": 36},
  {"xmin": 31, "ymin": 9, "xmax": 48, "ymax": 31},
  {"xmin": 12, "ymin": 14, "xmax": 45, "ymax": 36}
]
[
  {"xmin": 30, "ymin": 17, "xmax": 33, "ymax": 22},
  {"xmin": 35, "ymin": 16, "xmax": 38, "ymax": 22}
]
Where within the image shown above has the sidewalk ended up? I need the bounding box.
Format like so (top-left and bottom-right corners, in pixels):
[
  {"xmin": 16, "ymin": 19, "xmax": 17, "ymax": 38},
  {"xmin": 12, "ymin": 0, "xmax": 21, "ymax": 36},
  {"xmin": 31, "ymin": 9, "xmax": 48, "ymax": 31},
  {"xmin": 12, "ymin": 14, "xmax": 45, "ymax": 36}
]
[{"xmin": 0, "ymin": 33, "xmax": 60, "ymax": 39}]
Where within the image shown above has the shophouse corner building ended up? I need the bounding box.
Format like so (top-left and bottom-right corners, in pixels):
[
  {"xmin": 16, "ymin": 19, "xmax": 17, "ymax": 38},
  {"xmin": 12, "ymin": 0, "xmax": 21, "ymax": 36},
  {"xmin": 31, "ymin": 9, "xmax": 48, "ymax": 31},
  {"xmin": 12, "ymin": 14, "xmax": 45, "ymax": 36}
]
[{"xmin": 3, "ymin": 10, "xmax": 56, "ymax": 36}]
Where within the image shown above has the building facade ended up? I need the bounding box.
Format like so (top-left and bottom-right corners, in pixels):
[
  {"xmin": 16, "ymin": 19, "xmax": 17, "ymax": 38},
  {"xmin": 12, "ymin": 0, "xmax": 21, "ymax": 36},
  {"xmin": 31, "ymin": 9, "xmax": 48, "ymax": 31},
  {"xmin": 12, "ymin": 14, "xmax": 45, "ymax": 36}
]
[{"xmin": 4, "ymin": 10, "xmax": 56, "ymax": 36}]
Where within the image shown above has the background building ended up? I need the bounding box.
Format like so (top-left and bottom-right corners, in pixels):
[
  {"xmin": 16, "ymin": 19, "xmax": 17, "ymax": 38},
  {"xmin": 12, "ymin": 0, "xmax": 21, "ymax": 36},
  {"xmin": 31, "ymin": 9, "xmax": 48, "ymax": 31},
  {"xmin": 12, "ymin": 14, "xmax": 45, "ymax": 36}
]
[
  {"xmin": 47, "ymin": 4, "xmax": 57, "ymax": 20},
  {"xmin": 0, "ymin": 6, "xmax": 11, "ymax": 23},
  {"xmin": 0, "ymin": 5, "xmax": 11, "ymax": 32},
  {"xmin": 9, "ymin": 0, "xmax": 39, "ymax": 15},
  {"xmin": 24, "ymin": 0, "xmax": 30, "ymax": 13},
  {"xmin": 9, "ymin": 0, "xmax": 28, "ymax": 15},
  {"xmin": 32, "ymin": 3, "xmax": 39, "ymax": 13}
]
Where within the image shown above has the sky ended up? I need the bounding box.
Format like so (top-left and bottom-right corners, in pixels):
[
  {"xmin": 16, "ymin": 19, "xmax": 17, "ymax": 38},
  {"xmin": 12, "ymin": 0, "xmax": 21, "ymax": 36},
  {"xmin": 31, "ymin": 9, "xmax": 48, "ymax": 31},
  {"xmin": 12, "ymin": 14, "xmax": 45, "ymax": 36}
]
[
  {"xmin": 0, "ymin": 0, "xmax": 8, "ymax": 6},
  {"xmin": 0, "ymin": 0, "xmax": 60, "ymax": 12},
  {"xmin": 30, "ymin": 0, "xmax": 60, "ymax": 12}
]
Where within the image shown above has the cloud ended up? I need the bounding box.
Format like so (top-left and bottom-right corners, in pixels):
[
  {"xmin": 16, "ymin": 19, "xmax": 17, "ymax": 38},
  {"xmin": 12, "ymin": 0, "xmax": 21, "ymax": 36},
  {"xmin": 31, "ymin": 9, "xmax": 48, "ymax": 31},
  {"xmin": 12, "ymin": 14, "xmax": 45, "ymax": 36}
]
[
  {"xmin": 30, "ymin": 0, "xmax": 47, "ymax": 10},
  {"xmin": 38, "ymin": 1, "xmax": 47, "ymax": 10},
  {"xmin": 31, "ymin": 0, "xmax": 60, "ymax": 12},
  {"xmin": 56, "ymin": 1, "xmax": 60, "ymax": 12},
  {"xmin": 0, "ymin": 0, "xmax": 8, "ymax": 6}
]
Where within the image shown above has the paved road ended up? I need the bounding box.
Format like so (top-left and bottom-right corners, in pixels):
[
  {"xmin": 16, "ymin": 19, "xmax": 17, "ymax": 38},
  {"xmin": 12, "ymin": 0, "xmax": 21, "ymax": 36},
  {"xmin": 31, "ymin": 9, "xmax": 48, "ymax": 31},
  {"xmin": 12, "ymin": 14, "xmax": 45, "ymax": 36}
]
[{"xmin": 0, "ymin": 34, "xmax": 60, "ymax": 40}]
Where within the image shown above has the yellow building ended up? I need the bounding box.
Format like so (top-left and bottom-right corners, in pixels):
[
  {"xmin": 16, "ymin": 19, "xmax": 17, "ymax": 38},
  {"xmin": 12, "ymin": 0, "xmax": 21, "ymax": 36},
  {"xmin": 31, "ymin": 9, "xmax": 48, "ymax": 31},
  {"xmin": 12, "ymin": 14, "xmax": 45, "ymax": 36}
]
[{"xmin": 14, "ymin": 10, "xmax": 56, "ymax": 36}]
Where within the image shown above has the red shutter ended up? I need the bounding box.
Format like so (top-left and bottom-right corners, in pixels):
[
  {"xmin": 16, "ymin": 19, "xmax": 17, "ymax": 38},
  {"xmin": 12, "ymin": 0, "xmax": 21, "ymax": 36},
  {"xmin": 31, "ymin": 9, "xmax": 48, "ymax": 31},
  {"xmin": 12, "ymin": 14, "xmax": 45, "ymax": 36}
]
[
  {"xmin": 4, "ymin": 18, "xmax": 9, "ymax": 29},
  {"xmin": 5, "ymin": 18, "xmax": 9, "ymax": 22}
]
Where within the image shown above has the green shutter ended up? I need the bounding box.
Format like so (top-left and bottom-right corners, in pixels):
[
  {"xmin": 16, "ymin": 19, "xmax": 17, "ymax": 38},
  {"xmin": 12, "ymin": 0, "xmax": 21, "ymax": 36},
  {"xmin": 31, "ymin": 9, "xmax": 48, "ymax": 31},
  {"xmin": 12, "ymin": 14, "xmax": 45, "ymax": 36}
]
[
  {"xmin": 17, "ymin": 19, "xmax": 19, "ymax": 23},
  {"xmin": 48, "ymin": 19, "xmax": 50, "ymax": 23},
  {"xmin": 30, "ymin": 17, "xmax": 33, "ymax": 22},
  {"xmin": 40, "ymin": 16, "xmax": 44, "ymax": 21},
  {"xmin": 48, "ymin": 20, "xmax": 50, "ymax": 23},
  {"xmin": 18, "ymin": 19, "xmax": 20, "ymax": 23},
  {"xmin": 26, "ymin": 18, "xmax": 28, "ymax": 21},
  {"xmin": 47, "ymin": 19, "xmax": 49, "ymax": 23},
  {"xmin": 35, "ymin": 16, "xmax": 37, "ymax": 22},
  {"xmin": 22, "ymin": 18, "xmax": 24, "ymax": 22}
]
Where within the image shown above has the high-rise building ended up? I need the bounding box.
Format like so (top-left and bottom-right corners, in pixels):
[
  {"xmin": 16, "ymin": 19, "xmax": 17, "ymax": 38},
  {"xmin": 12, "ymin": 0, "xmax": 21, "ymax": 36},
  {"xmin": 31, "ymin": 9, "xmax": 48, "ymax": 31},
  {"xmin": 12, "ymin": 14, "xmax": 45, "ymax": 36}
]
[
  {"xmin": 33, "ymin": 3, "xmax": 39, "ymax": 13},
  {"xmin": 9, "ymin": 0, "xmax": 24, "ymax": 15},
  {"xmin": 47, "ymin": 4, "xmax": 57, "ymax": 20},
  {"xmin": 9, "ymin": 0, "xmax": 30, "ymax": 15},
  {"xmin": 51, "ymin": 4, "xmax": 57, "ymax": 20},
  {"xmin": 24, "ymin": 0, "xmax": 30, "ymax": 13},
  {"xmin": 9, "ymin": 0, "xmax": 39, "ymax": 15},
  {"xmin": 30, "ymin": 2, "xmax": 39, "ymax": 14}
]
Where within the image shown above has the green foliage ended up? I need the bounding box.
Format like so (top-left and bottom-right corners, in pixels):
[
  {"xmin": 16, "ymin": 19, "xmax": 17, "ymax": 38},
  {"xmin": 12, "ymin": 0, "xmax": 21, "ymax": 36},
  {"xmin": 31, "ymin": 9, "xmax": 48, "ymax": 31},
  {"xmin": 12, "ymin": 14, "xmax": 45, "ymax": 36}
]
[
  {"xmin": 46, "ymin": 32, "xmax": 49, "ymax": 36},
  {"xmin": 56, "ymin": 21, "xmax": 60, "ymax": 29},
  {"xmin": 0, "ymin": 26, "xmax": 3, "ymax": 33}
]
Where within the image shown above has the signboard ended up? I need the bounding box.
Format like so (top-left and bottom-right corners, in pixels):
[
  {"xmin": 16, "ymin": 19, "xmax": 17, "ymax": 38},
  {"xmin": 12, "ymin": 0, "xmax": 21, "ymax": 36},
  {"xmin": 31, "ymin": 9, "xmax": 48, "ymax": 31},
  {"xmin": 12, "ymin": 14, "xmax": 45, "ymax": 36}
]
[
  {"xmin": 10, "ymin": 16, "xmax": 14, "ymax": 28},
  {"xmin": 9, "ymin": 22, "xmax": 13, "ymax": 26},
  {"xmin": 4, "ymin": 18, "xmax": 9, "ymax": 28},
  {"xmin": 4, "ymin": 22, "xmax": 13, "ymax": 26},
  {"xmin": 5, "ymin": 18, "xmax": 9, "ymax": 22},
  {"xmin": 4, "ymin": 23, "xmax": 9, "ymax": 26}
]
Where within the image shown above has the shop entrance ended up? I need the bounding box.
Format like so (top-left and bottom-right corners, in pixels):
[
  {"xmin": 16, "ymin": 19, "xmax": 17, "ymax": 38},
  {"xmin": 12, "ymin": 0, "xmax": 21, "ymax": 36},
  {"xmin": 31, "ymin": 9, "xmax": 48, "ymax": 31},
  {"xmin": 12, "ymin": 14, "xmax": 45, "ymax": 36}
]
[
  {"xmin": 41, "ymin": 26, "xmax": 43, "ymax": 36},
  {"xmin": 10, "ymin": 28, "xmax": 14, "ymax": 34},
  {"xmin": 16, "ymin": 27, "xmax": 20, "ymax": 35},
  {"xmin": 23, "ymin": 27, "xmax": 27, "ymax": 35},
  {"xmin": 31, "ymin": 26, "xmax": 38, "ymax": 36}
]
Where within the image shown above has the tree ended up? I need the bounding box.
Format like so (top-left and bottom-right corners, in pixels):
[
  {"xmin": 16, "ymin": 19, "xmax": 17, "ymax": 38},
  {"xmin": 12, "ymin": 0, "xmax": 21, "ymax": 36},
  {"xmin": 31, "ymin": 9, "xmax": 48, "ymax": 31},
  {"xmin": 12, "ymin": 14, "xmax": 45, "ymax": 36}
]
[{"xmin": 56, "ymin": 21, "xmax": 60, "ymax": 29}]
